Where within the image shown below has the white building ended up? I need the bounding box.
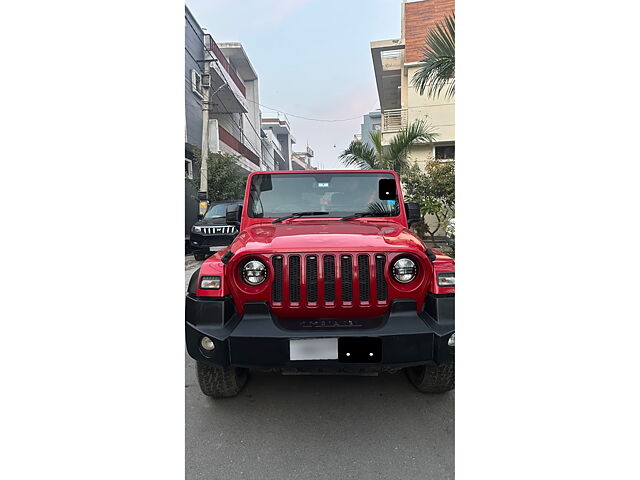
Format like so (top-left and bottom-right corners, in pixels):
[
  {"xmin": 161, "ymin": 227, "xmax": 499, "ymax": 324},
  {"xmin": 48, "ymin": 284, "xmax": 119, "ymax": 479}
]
[{"xmin": 261, "ymin": 114, "xmax": 295, "ymax": 170}]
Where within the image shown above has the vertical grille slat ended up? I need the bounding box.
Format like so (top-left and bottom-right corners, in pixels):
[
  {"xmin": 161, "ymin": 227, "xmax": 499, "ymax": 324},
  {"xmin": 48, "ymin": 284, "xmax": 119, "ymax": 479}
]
[
  {"xmin": 272, "ymin": 256, "xmax": 283, "ymax": 302},
  {"xmin": 375, "ymin": 255, "xmax": 387, "ymax": 301},
  {"xmin": 306, "ymin": 256, "xmax": 318, "ymax": 302},
  {"xmin": 289, "ymin": 255, "xmax": 300, "ymax": 302},
  {"xmin": 341, "ymin": 255, "xmax": 353, "ymax": 302},
  {"xmin": 358, "ymin": 255, "xmax": 370, "ymax": 302},
  {"xmin": 324, "ymin": 255, "xmax": 335, "ymax": 302}
]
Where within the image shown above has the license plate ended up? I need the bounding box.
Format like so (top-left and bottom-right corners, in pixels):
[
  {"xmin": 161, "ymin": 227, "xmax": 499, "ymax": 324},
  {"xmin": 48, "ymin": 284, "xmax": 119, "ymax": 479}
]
[
  {"xmin": 209, "ymin": 246, "xmax": 225, "ymax": 252},
  {"xmin": 289, "ymin": 338, "xmax": 338, "ymax": 361}
]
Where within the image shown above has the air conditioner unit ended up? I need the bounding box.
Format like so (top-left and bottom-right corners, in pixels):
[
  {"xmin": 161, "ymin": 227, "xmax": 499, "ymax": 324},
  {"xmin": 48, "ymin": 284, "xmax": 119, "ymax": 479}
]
[{"xmin": 191, "ymin": 70, "xmax": 203, "ymax": 99}]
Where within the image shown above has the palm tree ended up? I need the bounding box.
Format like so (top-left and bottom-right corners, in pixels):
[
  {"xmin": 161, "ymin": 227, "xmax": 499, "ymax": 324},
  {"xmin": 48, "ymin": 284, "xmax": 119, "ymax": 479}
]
[
  {"xmin": 411, "ymin": 13, "xmax": 455, "ymax": 99},
  {"xmin": 340, "ymin": 120, "xmax": 438, "ymax": 174}
]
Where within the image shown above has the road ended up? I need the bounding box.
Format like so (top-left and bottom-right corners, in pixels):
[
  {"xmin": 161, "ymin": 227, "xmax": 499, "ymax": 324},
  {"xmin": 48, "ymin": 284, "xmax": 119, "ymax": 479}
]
[{"xmin": 185, "ymin": 257, "xmax": 454, "ymax": 480}]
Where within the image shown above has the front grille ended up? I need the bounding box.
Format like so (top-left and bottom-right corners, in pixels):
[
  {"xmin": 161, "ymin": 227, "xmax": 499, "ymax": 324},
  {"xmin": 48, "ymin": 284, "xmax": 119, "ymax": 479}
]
[
  {"xmin": 271, "ymin": 253, "xmax": 388, "ymax": 306},
  {"xmin": 272, "ymin": 256, "xmax": 283, "ymax": 302},
  {"xmin": 375, "ymin": 255, "xmax": 387, "ymax": 301},
  {"xmin": 324, "ymin": 256, "xmax": 335, "ymax": 302},
  {"xmin": 306, "ymin": 256, "xmax": 318, "ymax": 302},
  {"xmin": 289, "ymin": 255, "xmax": 300, "ymax": 302},
  {"xmin": 340, "ymin": 256, "xmax": 353, "ymax": 302},
  {"xmin": 358, "ymin": 255, "xmax": 370, "ymax": 302},
  {"xmin": 199, "ymin": 225, "xmax": 237, "ymax": 235}
]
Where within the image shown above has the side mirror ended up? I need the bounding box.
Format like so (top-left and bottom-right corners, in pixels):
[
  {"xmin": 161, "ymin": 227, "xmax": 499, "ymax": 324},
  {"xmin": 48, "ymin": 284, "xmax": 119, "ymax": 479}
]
[
  {"xmin": 405, "ymin": 202, "xmax": 422, "ymax": 226},
  {"xmin": 226, "ymin": 204, "xmax": 243, "ymax": 227}
]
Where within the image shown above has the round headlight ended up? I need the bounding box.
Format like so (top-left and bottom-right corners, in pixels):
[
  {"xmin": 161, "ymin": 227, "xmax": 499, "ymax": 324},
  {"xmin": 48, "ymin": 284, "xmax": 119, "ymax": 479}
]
[
  {"xmin": 191, "ymin": 225, "xmax": 202, "ymax": 233},
  {"xmin": 242, "ymin": 260, "xmax": 267, "ymax": 285},
  {"xmin": 392, "ymin": 257, "xmax": 417, "ymax": 283}
]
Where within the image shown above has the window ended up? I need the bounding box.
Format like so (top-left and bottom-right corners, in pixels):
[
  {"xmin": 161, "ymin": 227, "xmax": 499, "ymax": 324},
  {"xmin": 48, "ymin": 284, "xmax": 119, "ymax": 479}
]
[
  {"xmin": 191, "ymin": 69, "xmax": 203, "ymax": 99},
  {"xmin": 247, "ymin": 172, "xmax": 400, "ymax": 219},
  {"xmin": 204, "ymin": 202, "xmax": 238, "ymax": 219},
  {"xmin": 435, "ymin": 145, "xmax": 455, "ymax": 160}
]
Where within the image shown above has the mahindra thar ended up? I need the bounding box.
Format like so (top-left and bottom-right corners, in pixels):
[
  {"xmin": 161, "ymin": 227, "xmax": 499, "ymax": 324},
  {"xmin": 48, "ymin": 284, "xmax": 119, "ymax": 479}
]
[{"xmin": 186, "ymin": 170, "xmax": 455, "ymax": 398}]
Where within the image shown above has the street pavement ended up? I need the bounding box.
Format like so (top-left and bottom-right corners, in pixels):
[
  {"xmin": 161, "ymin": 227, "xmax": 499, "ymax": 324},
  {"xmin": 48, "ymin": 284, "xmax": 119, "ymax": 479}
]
[{"xmin": 185, "ymin": 257, "xmax": 454, "ymax": 480}]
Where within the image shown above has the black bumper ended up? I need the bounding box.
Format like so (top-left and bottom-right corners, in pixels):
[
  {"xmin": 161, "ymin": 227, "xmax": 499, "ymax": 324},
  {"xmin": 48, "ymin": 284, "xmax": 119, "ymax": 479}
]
[{"xmin": 185, "ymin": 296, "xmax": 454, "ymax": 371}]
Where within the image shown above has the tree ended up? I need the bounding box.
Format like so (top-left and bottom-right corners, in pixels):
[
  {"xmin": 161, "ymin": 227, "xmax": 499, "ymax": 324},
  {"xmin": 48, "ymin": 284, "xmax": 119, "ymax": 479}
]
[
  {"xmin": 340, "ymin": 120, "xmax": 438, "ymax": 174},
  {"xmin": 402, "ymin": 159, "xmax": 455, "ymax": 243},
  {"xmin": 188, "ymin": 150, "xmax": 248, "ymax": 202},
  {"xmin": 411, "ymin": 13, "xmax": 455, "ymax": 99}
]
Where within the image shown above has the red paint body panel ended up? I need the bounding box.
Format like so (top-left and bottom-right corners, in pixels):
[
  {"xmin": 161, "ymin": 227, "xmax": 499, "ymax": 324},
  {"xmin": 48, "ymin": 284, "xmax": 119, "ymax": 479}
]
[{"xmin": 196, "ymin": 170, "xmax": 454, "ymax": 313}]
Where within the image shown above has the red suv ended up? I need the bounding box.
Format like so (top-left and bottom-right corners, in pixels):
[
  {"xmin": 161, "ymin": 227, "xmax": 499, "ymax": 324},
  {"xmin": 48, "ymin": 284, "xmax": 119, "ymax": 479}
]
[{"xmin": 186, "ymin": 170, "xmax": 455, "ymax": 397}]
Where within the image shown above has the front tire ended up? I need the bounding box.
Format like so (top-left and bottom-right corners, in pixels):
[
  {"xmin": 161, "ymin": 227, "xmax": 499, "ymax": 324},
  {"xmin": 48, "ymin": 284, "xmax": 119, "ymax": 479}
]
[
  {"xmin": 193, "ymin": 252, "xmax": 207, "ymax": 261},
  {"xmin": 406, "ymin": 362, "xmax": 454, "ymax": 393},
  {"xmin": 196, "ymin": 361, "xmax": 248, "ymax": 398}
]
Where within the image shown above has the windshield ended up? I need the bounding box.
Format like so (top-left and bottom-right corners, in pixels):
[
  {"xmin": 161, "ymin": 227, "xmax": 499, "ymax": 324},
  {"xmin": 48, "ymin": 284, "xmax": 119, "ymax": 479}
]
[
  {"xmin": 204, "ymin": 203, "xmax": 235, "ymax": 219},
  {"xmin": 248, "ymin": 173, "xmax": 400, "ymax": 218}
]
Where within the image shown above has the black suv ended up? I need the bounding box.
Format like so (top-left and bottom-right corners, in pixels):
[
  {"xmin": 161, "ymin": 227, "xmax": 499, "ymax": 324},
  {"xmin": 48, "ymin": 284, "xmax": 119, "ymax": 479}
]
[{"xmin": 189, "ymin": 200, "xmax": 242, "ymax": 261}]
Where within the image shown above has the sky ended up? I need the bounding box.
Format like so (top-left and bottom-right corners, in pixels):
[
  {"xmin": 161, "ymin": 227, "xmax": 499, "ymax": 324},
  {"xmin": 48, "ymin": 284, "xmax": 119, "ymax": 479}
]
[{"xmin": 187, "ymin": 0, "xmax": 403, "ymax": 169}]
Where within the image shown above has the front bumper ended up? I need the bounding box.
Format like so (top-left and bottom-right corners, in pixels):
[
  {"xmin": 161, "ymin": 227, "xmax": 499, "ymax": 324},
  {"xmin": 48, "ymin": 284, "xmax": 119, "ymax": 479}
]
[
  {"xmin": 189, "ymin": 233, "xmax": 236, "ymax": 254},
  {"xmin": 186, "ymin": 296, "xmax": 454, "ymax": 371}
]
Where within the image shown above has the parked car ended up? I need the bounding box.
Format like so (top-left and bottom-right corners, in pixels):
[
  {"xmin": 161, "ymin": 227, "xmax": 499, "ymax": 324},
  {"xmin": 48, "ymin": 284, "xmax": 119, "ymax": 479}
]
[
  {"xmin": 186, "ymin": 170, "xmax": 455, "ymax": 398},
  {"xmin": 189, "ymin": 200, "xmax": 243, "ymax": 261},
  {"xmin": 445, "ymin": 218, "xmax": 455, "ymax": 250}
]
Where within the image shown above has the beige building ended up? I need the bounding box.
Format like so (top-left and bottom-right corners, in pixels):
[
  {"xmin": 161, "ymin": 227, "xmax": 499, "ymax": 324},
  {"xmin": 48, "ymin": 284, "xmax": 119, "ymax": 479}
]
[
  {"xmin": 371, "ymin": 0, "xmax": 455, "ymax": 169},
  {"xmin": 291, "ymin": 146, "xmax": 316, "ymax": 170}
]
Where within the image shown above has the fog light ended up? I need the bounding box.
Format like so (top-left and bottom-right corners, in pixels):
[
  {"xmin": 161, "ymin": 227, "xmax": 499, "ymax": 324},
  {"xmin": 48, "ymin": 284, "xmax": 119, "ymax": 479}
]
[
  {"xmin": 448, "ymin": 333, "xmax": 455, "ymax": 347},
  {"xmin": 201, "ymin": 336, "xmax": 215, "ymax": 351}
]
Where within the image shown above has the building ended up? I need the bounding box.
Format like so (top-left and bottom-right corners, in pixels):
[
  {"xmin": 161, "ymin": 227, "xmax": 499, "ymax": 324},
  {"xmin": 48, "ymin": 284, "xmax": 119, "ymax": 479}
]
[
  {"xmin": 260, "ymin": 128, "xmax": 285, "ymax": 171},
  {"xmin": 185, "ymin": 6, "xmax": 267, "ymax": 177},
  {"xmin": 202, "ymin": 38, "xmax": 263, "ymax": 174},
  {"xmin": 185, "ymin": 6, "xmax": 206, "ymax": 238},
  {"xmin": 291, "ymin": 146, "xmax": 316, "ymax": 170},
  {"xmin": 359, "ymin": 110, "xmax": 382, "ymax": 149},
  {"xmin": 261, "ymin": 114, "xmax": 295, "ymax": 170},
  {"xmin": 371, "ymin": 0, "xmax": 455, "ymax": 169},
  {"xmin": 186, "ymin": 6, "xmax": 278, "ymax": 237}
]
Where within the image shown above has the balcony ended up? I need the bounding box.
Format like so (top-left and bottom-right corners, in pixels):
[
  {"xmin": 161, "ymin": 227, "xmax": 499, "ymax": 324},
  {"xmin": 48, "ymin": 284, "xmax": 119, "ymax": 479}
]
[
  {"xmin": 371, "ymin": 39, "xmax": 404, "ymax": 111},
  {"xmin": 204, "ymin": 35, "xmax": 246, "ymax": 96},
  {"xmin": 382, "ymin": 108, "xmax": 407, "ymax": 133},
  {"xmin": 219, "ymin": 125, "xmax": 260, "ymax": 166}
]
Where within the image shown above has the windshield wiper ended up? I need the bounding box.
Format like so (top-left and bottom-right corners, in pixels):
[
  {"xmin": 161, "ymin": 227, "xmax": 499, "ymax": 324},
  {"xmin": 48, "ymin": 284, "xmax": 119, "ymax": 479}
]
[
  {"xmin": 271, "ymin": 211, "xmax": 328, "ymax": 224},
  {"xmin": 340, "ymin": 212, "xmax": 381, "ymax": 221}
]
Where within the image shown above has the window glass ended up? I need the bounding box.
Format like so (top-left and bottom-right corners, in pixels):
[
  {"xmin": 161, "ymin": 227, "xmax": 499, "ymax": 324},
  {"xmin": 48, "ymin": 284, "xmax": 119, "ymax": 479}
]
[
  {"xmin": 248, "ymin": 173, "xmax": 399, "ymax": 218},
  {"xmin": 204, "ymin": 203, "xmax": 234, "ymax": 218}
]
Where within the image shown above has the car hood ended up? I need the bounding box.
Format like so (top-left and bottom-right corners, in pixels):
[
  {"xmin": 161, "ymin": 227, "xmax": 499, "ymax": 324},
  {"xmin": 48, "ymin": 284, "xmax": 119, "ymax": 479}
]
[
  {"xmin": 230, "ymin": 220, "xmax": 426, "ymax": 254},
  {"xmin": 195, "ymin": 217, "xmax": 229, "ymax": 226}
]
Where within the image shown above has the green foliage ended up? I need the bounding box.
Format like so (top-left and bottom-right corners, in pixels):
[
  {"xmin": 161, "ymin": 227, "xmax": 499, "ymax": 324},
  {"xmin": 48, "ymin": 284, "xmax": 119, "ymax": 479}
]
[
  {"xmin": 411, "ymin": 13, "xmax": 455, "ymax": 99},
  {"xmin": 340, "ymin": 120, "xmax": 438, "ymax": 174},
  {"xmin": 188, "ymin": 150, "xmax": 248, "ymax": 202},
  {"xmin": 339, "ymin": 134, "xmax": 382, "ymax": 170},
  {"xmin": 402, "ymin": 159, "xmax": 455, "ymax": 241}
]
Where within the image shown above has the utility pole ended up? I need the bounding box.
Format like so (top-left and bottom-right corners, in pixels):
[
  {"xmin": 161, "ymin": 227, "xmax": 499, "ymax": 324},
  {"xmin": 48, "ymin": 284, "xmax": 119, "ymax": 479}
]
[{"xmin": 198, "ymin": 54, "xmax": 211, "ymax": 217}]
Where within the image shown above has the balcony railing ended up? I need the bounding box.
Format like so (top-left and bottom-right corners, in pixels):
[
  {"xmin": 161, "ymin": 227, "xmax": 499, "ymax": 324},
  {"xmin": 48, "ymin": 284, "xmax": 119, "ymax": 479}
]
[
  {"xmin": 204, "ymin": 35, "xmax": 246, "ymax": 97},
  {"xmin": 219, "ymin": 125, "xmax": 260, "ymax": 166},
  {"xmin": 382, "ymin": 108, "xmax": 407, "ymax": 132}
]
